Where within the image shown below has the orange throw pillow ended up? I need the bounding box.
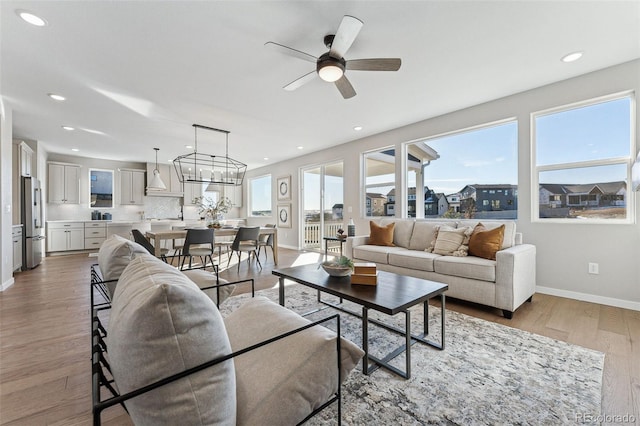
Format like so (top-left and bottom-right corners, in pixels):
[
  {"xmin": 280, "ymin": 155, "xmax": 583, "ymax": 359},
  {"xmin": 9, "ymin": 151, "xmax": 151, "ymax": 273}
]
[
  {"xmin": 468, "ymin": 223, "xmax": 505, "ymax": 260},
  {"xmin": 369, "ymin": 221, "xmax": 395, "ymax": 246}
]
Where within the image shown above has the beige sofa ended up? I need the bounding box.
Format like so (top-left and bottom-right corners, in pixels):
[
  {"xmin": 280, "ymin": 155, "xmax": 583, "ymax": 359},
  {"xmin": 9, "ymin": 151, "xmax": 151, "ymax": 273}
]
[
  {"xmin": 345, "ymin": 218, "xmax": 536, "ymax": 318},
  {"xmin": 92, "ymin": 237, "xmax": 364, "ymax": 425}
]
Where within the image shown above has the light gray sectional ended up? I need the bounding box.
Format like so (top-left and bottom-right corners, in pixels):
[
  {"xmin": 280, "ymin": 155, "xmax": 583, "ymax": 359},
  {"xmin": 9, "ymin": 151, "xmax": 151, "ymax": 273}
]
[{"xmin": 345, "ymin": 218, "xmax": 536, "ymax": 318}]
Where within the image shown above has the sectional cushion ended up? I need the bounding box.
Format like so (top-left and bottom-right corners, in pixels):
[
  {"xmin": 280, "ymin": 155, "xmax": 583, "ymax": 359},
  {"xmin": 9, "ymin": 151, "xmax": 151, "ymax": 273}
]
[
  {"xmin": 381, "ymin": 218, "xmax": 414, "ymax": 247},
  {"xmin": 181, "ymin": 269, "xmax": 236, "ymax": 306},
  {"xmin": 353, "ymin": 245, "xmax": 407, "ymax": 264},
  {"xmin": 388, "ymin": 249, "xmax": 440, "ymax": 272},
  {"xmin": 224, "ymin": 296, "xmax": 364, "ymax": 426},
  {"xmin": 434, "ymin": 255, "xmax": 496, "ymax": 282},
  {"xmin": 98, "ymin": 234, "xmax": 148, "ymax": 297},
  {"xmin": 108, "ymin": 253, "xmax": 236, "ymax": 426},
  {"xmin": 368, "ymin": 221, "xmax": 395, "ymax": 246},
  {"xmin": 468, "ymin": 223, "xmax": 505, "ymax": 260},
  {"xmin": 408, "ymin": 221, "xmax": 447, "ymax": 251}
]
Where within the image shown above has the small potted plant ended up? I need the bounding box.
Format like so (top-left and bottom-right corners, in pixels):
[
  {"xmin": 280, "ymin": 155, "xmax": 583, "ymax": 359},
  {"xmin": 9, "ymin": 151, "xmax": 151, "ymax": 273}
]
[
  {"xmin": 337, "ymin": 228, "xmax": 346, "ymax": 239},
  {"xmin": 195, "ymin": 196, "xmax": 233, "ymax": 228},
  {"xmin": 321, "ymin": 255, "xmax": 354, "ymax": 277}
]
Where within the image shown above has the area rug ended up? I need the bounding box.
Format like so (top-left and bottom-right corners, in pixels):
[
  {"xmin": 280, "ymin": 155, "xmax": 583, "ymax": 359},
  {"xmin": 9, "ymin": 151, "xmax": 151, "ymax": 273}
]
[{"xmin": 220, "ymin": 284, "xmax": 604, "ymax": 425}]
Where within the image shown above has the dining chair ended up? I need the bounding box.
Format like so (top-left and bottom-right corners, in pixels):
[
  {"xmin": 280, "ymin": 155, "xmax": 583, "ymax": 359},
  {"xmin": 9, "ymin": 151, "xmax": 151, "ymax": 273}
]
[
  {"xmin": 132, "ymin": 229, "xmax": 169, "ymax": 263},
  {"xmin": 227, "ymin": 226, "xmax": 262, "ymax": 272},
  {"xmin": 257, "ymin": 224, "xmax": 276, "ymax": 262},
  {"xmin": 180, "ymin": 228, "xmax": 217, "ymax": 275}
]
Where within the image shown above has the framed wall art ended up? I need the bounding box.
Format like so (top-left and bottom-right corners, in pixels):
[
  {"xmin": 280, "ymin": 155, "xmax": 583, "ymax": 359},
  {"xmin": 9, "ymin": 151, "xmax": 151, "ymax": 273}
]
[
  {"xmin": 277, "ymin": 175, "xmax": 291, "ymax": 201},
  {"xmin": 277, "ymin": 204, "xmax": 291, "ymax": 228}
]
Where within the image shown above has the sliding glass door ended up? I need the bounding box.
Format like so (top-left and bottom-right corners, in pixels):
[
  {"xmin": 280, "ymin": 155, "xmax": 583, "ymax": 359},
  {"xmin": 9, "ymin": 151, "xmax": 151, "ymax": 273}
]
[{"xmin": 301, "ymin": 162, "xmax": 344, "ymax": 252}]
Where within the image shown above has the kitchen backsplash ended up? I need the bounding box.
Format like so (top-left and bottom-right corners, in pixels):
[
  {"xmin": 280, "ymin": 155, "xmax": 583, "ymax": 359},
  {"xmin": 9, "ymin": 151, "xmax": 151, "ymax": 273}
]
[{"xmin": 46, "ymin": 197, "xmax": 187, "ymax": 221}]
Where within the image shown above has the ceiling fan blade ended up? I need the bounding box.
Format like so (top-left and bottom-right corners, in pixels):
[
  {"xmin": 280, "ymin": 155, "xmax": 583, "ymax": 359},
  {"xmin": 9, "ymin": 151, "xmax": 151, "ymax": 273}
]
[
  {"xmin": 334, "ymin": 75, "xmax": 356, "ymax": 99},
  {"xmin": 346, "ymin": 58, "xmax": 402, "ymax": 71},
  {"xmin": 264, "ymin": 41, "xmax": 317, "ymax": 63},
  {"xmin": 283, "ymin": 70, "xmax": 317, "ymax": 91},
  {"xmin": 329, "ymin": 15, "xmax": 363, "ymax": 58}
]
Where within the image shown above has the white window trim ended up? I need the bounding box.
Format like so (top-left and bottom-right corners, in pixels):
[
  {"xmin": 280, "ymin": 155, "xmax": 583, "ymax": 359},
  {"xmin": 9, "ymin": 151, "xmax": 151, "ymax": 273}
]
[{"xmin": 530, "ymin": 91, "xmax": 636, "ymax": 224}]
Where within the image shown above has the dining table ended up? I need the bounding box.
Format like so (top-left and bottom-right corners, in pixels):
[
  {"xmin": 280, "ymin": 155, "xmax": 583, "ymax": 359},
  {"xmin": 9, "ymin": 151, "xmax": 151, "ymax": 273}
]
[{"xmin": 145, "ymin": 226, "xmax": 279, "ymax": 264}]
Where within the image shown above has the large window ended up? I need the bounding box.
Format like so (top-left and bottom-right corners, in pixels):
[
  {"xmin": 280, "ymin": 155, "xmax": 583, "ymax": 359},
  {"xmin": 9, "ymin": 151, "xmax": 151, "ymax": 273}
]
[
  {"xmin": 364, "ymin": 148, "xmax": 396, "ymax": 217},
  {"xmin": 533, "ymin": 94, "xmax": 633, "ymax": 222},
  {"xmin": 249, "ymin": 175, "xmax": 272, "ymax": 216},
  {"xmin": 404, "ymin": 120, "xmax": 518, "ymax": 219}
]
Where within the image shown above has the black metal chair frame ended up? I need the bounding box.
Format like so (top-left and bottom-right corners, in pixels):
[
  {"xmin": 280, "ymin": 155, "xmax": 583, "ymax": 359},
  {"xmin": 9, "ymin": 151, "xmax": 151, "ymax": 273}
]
[{"xmin": 90, "ymin": 279, "xmax": 343, "ymax": 425}]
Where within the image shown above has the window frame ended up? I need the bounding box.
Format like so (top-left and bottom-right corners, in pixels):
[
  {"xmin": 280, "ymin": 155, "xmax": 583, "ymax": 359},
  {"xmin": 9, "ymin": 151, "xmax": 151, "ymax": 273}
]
[
  {"xmin": 248, "ymin": 174, "xmax": 272, "ymax": 217},
  {"xmin": 362, "ymin": 146, "xmax": 396, "ymax": 218},
  {"xmin": 531, "ymin": 91, "xmax": 636, "ymax": 224}
]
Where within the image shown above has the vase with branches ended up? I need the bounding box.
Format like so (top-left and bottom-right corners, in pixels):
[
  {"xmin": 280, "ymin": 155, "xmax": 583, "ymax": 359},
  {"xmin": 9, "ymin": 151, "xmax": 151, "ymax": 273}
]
[{"xmin": 195, "ymin": 196, "xmax": 233, "ymax": 228}]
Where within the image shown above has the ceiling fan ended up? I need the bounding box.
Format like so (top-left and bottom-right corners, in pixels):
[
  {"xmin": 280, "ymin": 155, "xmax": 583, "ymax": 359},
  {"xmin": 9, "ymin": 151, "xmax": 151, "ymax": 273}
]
[{"xmin": 265, "ymin": 15, "xmax": 401, "ymax": 99}]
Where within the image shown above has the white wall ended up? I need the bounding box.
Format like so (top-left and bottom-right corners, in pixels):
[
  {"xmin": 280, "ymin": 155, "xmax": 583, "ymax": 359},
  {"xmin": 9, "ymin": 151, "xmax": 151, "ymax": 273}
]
[
  {"xmin": 244, "ymin": 59, "xmax": 640, "ymax": 309},
  {"xmin": 1, "ymin": 101, "xmax": 14, "ymax": 290}
]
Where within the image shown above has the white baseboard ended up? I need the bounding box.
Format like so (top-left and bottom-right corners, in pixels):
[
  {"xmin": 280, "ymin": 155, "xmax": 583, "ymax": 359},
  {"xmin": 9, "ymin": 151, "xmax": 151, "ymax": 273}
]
[
  {"xmin": 1, "ymin": 277, "xmax": 15, "ymax": 292},
  {"xmin": 536, "ymin": 286, "xmax": 640, "ymax": 312}
]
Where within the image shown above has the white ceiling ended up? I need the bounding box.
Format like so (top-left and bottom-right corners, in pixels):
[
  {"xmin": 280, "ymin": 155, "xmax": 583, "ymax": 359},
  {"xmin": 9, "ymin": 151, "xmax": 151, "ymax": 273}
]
[{"xmin": 2, "ymin": 1, "xmax": 639, "ymax": 170}]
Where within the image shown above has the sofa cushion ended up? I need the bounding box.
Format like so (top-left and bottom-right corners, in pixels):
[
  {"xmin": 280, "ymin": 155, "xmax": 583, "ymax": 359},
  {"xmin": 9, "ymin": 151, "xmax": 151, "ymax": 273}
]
[
  {"xmin": 388, "ymin": 249, "xmax": 440, "ymax": 272},
  {"xmin": 98, "ymin": 234, "xmax": 148, "ymax": 297},
  {"xmin": 224, "ymin": 296, "xmax": 364, "ymax": 426},
  {"xmin": 434, "ymin": 255, "xmax": 496, "ymax": 282},
  {"xmin": 108, "ymin": 253, "xmax": 236, "ymax": 426},
  {"xmin": 408, "ymin": 221, "xmax": 448, "ymax": 251},
  {"xmin": 353, "ymin": 245, "xmax": 407, "ymax": 264},
  {"xmin": 368, "ymin": 221, "xmax": 395, "ymax": 246},
  {"xmin": 457, "ymin": 220, "xmax": 516, "ymax": 249},
  {"xmin": 381, "ymin": 218, "xmax": 414, "ymax": 247},
  {"xmin": 181, "ymin": 269, "xmax": 235, "ymax": 305},
  {"xmin": 468, "ymin": 223, "xmax": 505, "ymax": 260}
]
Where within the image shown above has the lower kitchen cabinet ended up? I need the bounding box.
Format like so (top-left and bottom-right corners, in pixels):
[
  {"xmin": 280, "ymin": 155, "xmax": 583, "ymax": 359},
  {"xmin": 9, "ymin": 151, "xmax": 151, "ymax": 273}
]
[
  {"xmin": 47, "ymin": 222, "xmax": 85, "ymax": 252},
  {"xmin": 85, "ymin": 222, "xmax": 107, "ymax": 249},
  {"xmin": 12, "ymin": 225, "xmax": 23, "ymax": 272}
]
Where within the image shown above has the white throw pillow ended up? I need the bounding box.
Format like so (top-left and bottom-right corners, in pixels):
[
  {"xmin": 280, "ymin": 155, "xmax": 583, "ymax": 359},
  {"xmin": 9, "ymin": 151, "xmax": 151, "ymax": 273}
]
[
  {"xmin": 97, "ymin": 234, "xmax": 147, "ymax": 297},
  {"xmin": 181, "ymin": 269, "xmax": 235, "ymax": 305}
]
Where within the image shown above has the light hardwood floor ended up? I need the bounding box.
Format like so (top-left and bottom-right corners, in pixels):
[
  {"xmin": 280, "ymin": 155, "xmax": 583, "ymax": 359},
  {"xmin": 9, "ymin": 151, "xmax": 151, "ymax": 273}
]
[{"xmin": 1, "ymin": 250, "xmax": 638, "ymax": 425}]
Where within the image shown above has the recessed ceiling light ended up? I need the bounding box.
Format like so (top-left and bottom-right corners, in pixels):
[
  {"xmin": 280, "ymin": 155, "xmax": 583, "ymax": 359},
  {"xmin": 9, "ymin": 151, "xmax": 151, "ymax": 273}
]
[
  {"xmin": 48, "ymin": 93, "xmax": 65, "ymax": 101},
  {"xmin": 16, "ymin": 10, "xmax": 47, "ymax": 26},
  {"xmin": 71, "ymin": 148, "xmax": 79, "ymax": 152},
  {"xmin": 62, "ymin": 126, "xmax": 75, "ymax": 131},
  {"xmin": 354, "ymin": 126, "xmax": 363, "ymax": 131},
  {"xmin": 561, "ymin": 51, "xmax": 583, "ymax": 63},
  {"xmin": 264, "ymin": 157, "xmax": 269, "ymax": 161},
  {"xmin": 185, "ymin": 145, "xmax": 193, "ymax": 149},
  {"xmin": 297, "ymin": 146, "xmax": 304, "ymax": 150}
]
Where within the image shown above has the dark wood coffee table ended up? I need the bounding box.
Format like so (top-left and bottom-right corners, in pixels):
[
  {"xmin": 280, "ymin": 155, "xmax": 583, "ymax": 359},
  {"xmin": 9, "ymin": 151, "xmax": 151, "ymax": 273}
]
[{"xmin": 272, "ymin": 264, "xmax": 448, "ymax": 379}]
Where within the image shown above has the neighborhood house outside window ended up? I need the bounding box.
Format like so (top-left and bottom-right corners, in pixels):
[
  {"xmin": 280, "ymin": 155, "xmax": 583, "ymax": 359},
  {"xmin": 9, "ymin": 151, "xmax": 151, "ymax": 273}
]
[
  {"xmin": 534, "ymin": 94, "xmax": 633, "ymax": 222},
  {"xmin": 364, "ymin": 148, "xmax": 396, "ymax": 217},
  {"xmin": 404, "ymin": 120, "xmax": 518, "ymax": 219},
  {"xmin": 249, "ymin": 174, "xmax": 272, "ymax": 216}
]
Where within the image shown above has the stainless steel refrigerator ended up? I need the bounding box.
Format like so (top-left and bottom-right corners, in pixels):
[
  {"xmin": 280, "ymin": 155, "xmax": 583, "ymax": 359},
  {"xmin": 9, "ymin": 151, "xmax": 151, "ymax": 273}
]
[{"xmin": 21, "ymin": 176, "xmax": 45, "ymax": 270}]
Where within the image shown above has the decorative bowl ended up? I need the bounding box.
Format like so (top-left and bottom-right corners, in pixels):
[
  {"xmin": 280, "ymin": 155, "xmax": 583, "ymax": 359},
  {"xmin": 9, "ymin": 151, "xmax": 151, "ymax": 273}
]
[{"xmin": 321, "ymin": 262, "xmax": 352, "ymax": 277}]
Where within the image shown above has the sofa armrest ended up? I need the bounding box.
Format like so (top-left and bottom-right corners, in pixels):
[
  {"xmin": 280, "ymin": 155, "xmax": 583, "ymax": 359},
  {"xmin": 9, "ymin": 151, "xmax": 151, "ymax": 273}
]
[
  {"xmin": 345, "ymin": 235, "xmax": 370, "ymax": 259},
  {"xmin": 495, "ymin": 244, "xmax": 536, "ymax": 313}
]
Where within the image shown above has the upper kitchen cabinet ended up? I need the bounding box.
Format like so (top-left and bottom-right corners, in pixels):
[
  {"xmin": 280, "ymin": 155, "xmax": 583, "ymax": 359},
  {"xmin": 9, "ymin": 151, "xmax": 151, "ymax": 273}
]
[
  {"xmin": 183, "ymin": 182, "xmax": 204, "ymax": 206},
  {"xmin": 120, "ymin": 169, "xmax": 145, "ymax": 205},
  {"xmin": 19, "ymin": 142, "xmax": 33, "ymax": 177},
  {"xmin": 48, "ymin": 162, "xmax": 80, "ymax": 204},
  {"xmin": 146, "ymin": 163, "xmax": 183, "ymax": 197}
]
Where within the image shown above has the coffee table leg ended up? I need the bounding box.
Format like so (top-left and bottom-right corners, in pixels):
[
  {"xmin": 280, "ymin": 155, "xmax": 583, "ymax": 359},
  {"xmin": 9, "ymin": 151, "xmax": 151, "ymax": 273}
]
[
  {"xmin": 441, "ymin": 293, "xmax": 446, "ymax": 350},
  {"xmin": 278, "ymin": 277, "xmax": 285, "ymax": 306},
  {"xmin": 424, "ymin": 300, "xmax": 429, "ymax": 335},
  {"xmin": 362, "ymin": 306, "xmax": 369, "ymax": 375},
  {"xmin": 405, "ymin": 309, "xmax": 411, "ymax": 379}
]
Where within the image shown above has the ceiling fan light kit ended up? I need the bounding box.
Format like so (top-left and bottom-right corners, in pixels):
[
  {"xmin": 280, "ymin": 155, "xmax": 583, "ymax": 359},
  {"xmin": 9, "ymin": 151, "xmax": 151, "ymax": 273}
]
[
  {"xmin": 146, "ymin": 147, "xmax": 167, "ymax": 191},
  {"xmin": 173, "ymin": 124, "xmax": 247, "ymax": 187},
  {"xmin": 266, "ymin": 15, "xmax": 401, "ymax": 99}
]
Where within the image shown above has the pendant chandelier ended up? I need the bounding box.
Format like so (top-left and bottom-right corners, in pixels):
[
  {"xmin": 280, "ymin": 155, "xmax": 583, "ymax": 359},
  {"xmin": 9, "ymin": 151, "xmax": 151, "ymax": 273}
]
[
  {"xmin": 173, "ymin": 124, "xmax": 247, "ymax": 186},
  {"xmin": 146, "ymin": 147, "xmax": 167, "ymax": 191}
]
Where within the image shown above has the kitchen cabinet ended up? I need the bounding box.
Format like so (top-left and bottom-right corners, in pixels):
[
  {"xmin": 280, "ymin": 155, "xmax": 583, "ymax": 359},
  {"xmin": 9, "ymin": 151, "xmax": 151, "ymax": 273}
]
[
  {"xmin": 183, "ymin": 182, "xmax": 204, "ymax": 206},
  {"xmin": 19, "ymin": 142, "xmax": 33, "ymax": 177},
  {"xmin": 47, "ymin": 222, "xmax": 84, "ymax": 252},
  {"xmin": 49, "ymin": 163, "xmax": 80, "ymax": 204},
  {"xmin": 120, "ymin": 169, "xmax": 145, "ymax": 205},
  {"xmin": 205, "ymin": 183, "xmax": 242, "ymax": 208},
  {"xmin": 12, "ymin": 225, "xmax": 23, "ymax": 272},
  {"xmin": 146, "ymin": 163, "xmax": 183, "ymax": 197},
  {"xmin": 84, "ymin": 222, "xmax": 107, "ymax": 250}
]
